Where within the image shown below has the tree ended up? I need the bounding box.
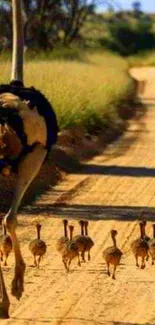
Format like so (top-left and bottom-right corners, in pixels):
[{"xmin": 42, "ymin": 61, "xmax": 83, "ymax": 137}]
[
  {"xmin": 23, "ymin": 0, "xmax": 63, "ymax": 49},
  {"xmin": 61, "ymin": 0, "xmax": 114, "ymax": 45},
  {"xmin": 0, "ymin": 0, "xmax": 115, "ymax": 50},
  {"xmin": 100, "ymin": 6, "xmax": 155, "ymax": 56},
  {"xmin": 132, "ymin": 1, "xmax": 142, "ymax": 17}
]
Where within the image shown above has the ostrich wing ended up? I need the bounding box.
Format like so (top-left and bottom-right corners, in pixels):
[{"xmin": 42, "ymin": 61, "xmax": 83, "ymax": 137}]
[{"xmin": 0, "ymin": 93, "xmax": 23, "ymax": 123}]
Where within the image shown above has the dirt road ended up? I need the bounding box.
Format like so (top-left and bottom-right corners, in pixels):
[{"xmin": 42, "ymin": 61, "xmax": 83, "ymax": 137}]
[{"xmin": 2, "ymin": 67, "xmax": 155, "ymax": 325}]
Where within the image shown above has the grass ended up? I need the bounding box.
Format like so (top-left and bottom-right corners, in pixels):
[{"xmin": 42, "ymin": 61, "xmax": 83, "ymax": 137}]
[
  {"xmin": 0, "ymin": 50, "xmax": 135, "ymax": 133},
  {"xmin": 128, "ymin": 50, "xmax": 155, "ymax": 67}
]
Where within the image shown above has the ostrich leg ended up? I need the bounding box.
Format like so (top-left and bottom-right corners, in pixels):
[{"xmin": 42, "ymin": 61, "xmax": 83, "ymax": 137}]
[
  {"xmin": 4, "ymin": 144, "xmax": 47, "ymax": 299},
  {"xmin": 0, "ymin": 263, "xmax": 10, "ymax": 318}
]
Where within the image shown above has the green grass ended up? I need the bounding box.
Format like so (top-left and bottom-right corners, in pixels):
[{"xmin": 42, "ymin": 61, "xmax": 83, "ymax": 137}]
[
  {"xmin": 128, "ymin": 50, "xmax": 155, "ymax": 67},
  {"xmin": 0, "ymin": 51, "xmax": 135, "ymax": 133}
]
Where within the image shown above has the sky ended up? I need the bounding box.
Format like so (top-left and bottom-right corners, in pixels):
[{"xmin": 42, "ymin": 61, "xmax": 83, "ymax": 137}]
[{"xmin": 99, "ymin": 0, "xmax": 155, "ymax": 13}]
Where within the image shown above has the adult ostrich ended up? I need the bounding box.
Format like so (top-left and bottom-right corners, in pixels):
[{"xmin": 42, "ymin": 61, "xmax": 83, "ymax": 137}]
[{"xmin": 0, "ymin": 0, "xmax": 58, "ymax": 317}]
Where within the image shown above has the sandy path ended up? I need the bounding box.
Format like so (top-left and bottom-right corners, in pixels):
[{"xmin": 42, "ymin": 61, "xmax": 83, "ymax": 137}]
[{"xmin": 2, "ymin": 67, "xmax": 155, "ymax": 325}]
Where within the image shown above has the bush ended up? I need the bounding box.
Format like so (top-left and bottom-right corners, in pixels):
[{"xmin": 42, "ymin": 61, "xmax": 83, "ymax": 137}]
[{"xmin": 99, "ymin": 13, "xmax": 155, "ymax": 56}]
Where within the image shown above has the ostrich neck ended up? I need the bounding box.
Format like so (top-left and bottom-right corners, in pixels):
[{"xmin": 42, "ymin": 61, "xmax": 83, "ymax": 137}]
[
  {"xmin": 153, "ymin": 227, "xmax": 155, "ymax": 239},
  {"xmin": 11, "ymin": 0, "xmax": 24, "ymax": 82},
  {"xmin": 3, "ymin": 225, "xmax": 7, "ymax": 236},
  {"xmin": 64, "ymin": 222, "xmax": 68, "ymax": 238},
  {"xmin": 140, "ymin": 225, "xmax": 144, "ymax": 239},
  {"xmin": 112, "ymin": 236, "xmax": 116, "ymax": 247},
  {"xmin": 70, "ymin": 230, "xmax": 73, "ymax": 240},
  {"xmin": 85, "ymin": 225, "xmax": 88, "ymax": 236},
  {"xmin": 81, "ymin": 223, "xmax": 84, "ymax": 236},
  {"xmin": 37, "ymin": 227, "xmax": 41, "ymax": 240}
]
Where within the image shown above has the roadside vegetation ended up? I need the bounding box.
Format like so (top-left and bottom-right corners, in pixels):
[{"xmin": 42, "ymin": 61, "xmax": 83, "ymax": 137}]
[
  {"xmin": 1, "ymin": 1, "xmax": 151, "ymax": 136},
  {"xmin": 128, "ymin": 50, "xmax": 155, "ymax": 67},
  {"xmin": 0, "ymin": 51, "xmax": 135, "ymax": 134}
]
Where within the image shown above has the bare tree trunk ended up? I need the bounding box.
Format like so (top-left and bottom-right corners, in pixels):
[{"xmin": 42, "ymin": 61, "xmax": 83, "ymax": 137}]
[{"xmin": 11, "ymin": 0, "xmax": 24, "ymax": 82}]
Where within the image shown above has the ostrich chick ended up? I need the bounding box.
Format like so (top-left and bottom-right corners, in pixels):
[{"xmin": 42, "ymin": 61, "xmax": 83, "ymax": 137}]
[
  {"xmin": 56, "ymin": 219, "xmax": 69, "ymax": 252},
  {"xmin": 73, "ymin": 220, "xmax": 88, "ymax": 263},
  {"xmin": 83, "ymin": 221, "xmax": 94, "ymax": 261},
  {"xmin": 62, "ymin": 225, "xmax": 81, "ymax": 272},
  {"xmin": 148, "ymin": 224, "xmax": 155, "ymax": 265},
  {"xmin": 103, "ymin": 229, "xmax": 123, "ymax": 280},
  {"xmin": 131, "ymin": 221, "xmax": 149, "ymax": 269},
  {"xmin": 0, "ymin": 223, "xmax": 12, "ymax": 266},
  {"xmin": 29, "ymin": 223, "xmax": 46, "ymax": 267}
]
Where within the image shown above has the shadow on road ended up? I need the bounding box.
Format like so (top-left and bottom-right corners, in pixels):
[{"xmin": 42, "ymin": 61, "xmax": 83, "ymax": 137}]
[
  {"xmin": 23, "ymin": 203, "xmax": 155, "ymax": 221},
  {"xmin": 75, "ymin": 164, "xmax": 155, "ymax": 177}
]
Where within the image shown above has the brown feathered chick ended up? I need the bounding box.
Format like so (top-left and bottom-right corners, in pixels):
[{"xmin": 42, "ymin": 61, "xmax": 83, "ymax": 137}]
[
  {"xmin": 73, "ymin": 220, "xmax": 88, "ymax": 263},
  {"xmin": 83, "ymin": 221, "xmax": 94, "ymax": 261},
  {"xmin": 29, "ymin": 223, "xmax": 46, "ymax": 267},
  {"xmin": 131, "ymin": 221, "xmax": 149, "ymax": 269},
  {"xmin": 61, "ymin": 225, "xmax": 81, "ymax": 272},
  {"xmin": 56, "ymin": 219, "xmax": 69, "ymax": 253},
  {"xmin": 0, "ymin": 223, "xmax": 12, "ymax": 266},
  {"xmin": 148, "ymin": 224, "xmax": 155, "ymax": 265},
  {"xmin": 103, "ymin": 229, "xmax": 123, "ymax": 280}
]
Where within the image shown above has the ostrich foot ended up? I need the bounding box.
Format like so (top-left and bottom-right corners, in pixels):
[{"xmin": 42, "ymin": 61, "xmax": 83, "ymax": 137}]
[
  {"xmin": 77, "ymin": 259, "xmax": 81, "ymax": 267},
  {"xmin": 146, "ymin": 254, "xmax": 149, "ymax": 261},
  {"xmin": 88, "ymin": 253, "xmax": 91, "ymax": 261},
  {"xmin": 81, "ymin": 252, "xmax": 86, "ymax": 263},
  {"xmin": 11, "ymin": 261, "xmax": 26, "ymax": 300}
]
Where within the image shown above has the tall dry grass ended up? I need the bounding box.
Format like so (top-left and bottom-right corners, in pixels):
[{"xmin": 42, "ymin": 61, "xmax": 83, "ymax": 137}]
[
  {"xmin": 0, "ymin": 51, "xmax": 135, "ymax": 132},
  {"xmin": 128, "ymin": 50, "xmax": 155, "ymax": 67}
]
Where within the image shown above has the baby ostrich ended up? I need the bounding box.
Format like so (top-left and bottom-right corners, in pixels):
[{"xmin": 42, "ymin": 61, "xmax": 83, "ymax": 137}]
[
  {"xmin": 131, "ymin": 221, "xmax": 149, "ymax": 269},
  {"xmin": 73, "ymin": 220, "xmax": 87, "ymax": 263},
  {"xmin": 141, "ymin": 220, "xmax": 150, "ymax": 261},
  {"xmin": 141, "ymin": 220, "xmax": 150, "ymax": 242},
  {"xmin": 56, "ymin": 219, "xmax": 69, "ymax": 253},
  {"xmin": 103, "ymin": 229, "xmax": 123, "ymax": 280},
  {"xmin": 29, "ymin": 223, "xmax": 46, "ymax": 267},
  {"xmin": 0, "ymin": 223, "xmax": 12, "ymax": 266},
  {"xmin": 61, "ymin": 225, "xmax": 81, "ymax": 272},
  {"xmin": 83, "ymin": 221, "xmax": 94, "ymax": 261},
  {"xmin": 148, "ymin": 224, "xmax": 155, "ymax": 265},
  {"xmin": 0, "ymin": 0, "xmax": 58, "ymax": 317}
]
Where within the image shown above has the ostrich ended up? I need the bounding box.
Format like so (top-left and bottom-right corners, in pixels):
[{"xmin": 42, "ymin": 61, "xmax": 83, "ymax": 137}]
[{"xmin": 0, "ymin": 0, "xmax": 58, "ymax": 318}]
